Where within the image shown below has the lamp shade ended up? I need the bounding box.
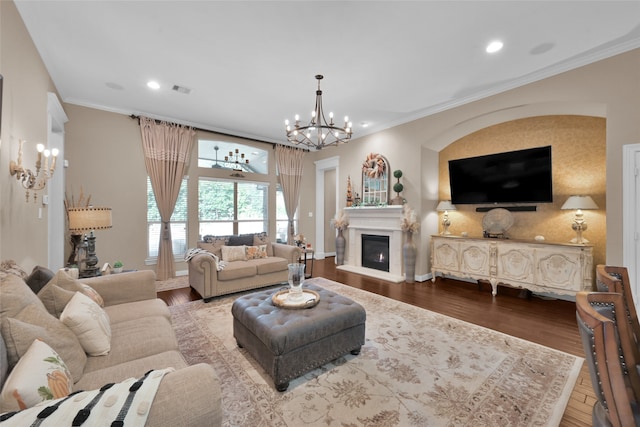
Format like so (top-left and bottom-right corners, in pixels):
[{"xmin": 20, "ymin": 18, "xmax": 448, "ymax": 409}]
[
  {"xmin": 68, "ymin": 207, "xmax": 112, "ymax": 233},
  {"xmin": 561, "ymin": 196, "xmax": 598, "ymax": 210},
  {"xmin": 436, "ymin": 200, "xmax": 457, "ymax": 211}
]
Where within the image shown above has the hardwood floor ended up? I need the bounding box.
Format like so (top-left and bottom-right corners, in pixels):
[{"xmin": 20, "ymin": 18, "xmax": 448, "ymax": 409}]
[{"xmin": 158, "ymin": 257, "xmax": 594, "ymax": 426}]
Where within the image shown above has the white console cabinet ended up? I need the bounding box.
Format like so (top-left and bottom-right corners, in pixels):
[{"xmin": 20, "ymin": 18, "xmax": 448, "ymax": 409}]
[{"xmin": 430, "ymin": 235, "xmax": 593, "ymax": 297}]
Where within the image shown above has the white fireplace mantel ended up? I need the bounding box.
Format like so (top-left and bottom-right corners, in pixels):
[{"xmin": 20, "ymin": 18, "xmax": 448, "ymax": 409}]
[{"xmin": 337, "ymin": 206, "xmax": 405, "ymax": 282}]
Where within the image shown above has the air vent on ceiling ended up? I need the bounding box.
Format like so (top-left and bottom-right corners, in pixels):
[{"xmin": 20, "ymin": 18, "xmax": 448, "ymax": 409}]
[{"xmin": 172, "ymin": 85, "xmax": 191, "ymax": 94}]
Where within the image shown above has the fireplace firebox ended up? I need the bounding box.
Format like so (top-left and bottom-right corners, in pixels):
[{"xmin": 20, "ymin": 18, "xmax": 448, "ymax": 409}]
[{"xmin": 361, "ymin": 234, "xmax": 390, "ymax": 272}]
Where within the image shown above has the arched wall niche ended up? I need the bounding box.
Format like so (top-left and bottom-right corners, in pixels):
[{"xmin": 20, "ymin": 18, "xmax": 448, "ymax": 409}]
[{"xmin": 435, "ymin": 107, "xmax": 606, "ymax": 270}]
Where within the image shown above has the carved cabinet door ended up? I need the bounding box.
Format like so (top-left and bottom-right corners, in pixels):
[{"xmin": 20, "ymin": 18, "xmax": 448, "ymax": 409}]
[
  {"xmin": 432, "ymin": 239, "xmax": 459, "ymax": 271},
  {"xmin": 535, "ymin": 247, "xmax": 583, "ymax": 291},
  {"xmin": 497, "ymin": 245, "xmax": 535, "ymax": 283},
  {"xmin": 459, "ymin": 240, "xmax": 492, "ymax": 277}
]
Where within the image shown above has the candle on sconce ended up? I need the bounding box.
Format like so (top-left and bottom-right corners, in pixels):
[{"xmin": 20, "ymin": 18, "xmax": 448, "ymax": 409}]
[
  {"xmin": 17, "ymin": 140, "xmax": 24, "ymax": 167},
  {"xmin": 50, "ymin": 148, "xmax": 59, "ymax": 172},
  {"xmin": 43, "ymin": 149, "xmax": 50, "ymax": 171},
  {"xmin": 36, "ymin": 144, "xmax": 45, "ymax": 170}
]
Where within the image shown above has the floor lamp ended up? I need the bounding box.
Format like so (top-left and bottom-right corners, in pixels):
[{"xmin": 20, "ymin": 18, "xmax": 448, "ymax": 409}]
[{"xmin": 67, "ymin": 207, "xmax": 112, "ymax": 277}]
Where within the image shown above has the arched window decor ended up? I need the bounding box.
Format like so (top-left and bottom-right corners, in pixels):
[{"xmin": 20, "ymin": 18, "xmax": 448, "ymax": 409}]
[{"xmin": 361, "ymin": 153, "xmax": 390, "ymax": 206}]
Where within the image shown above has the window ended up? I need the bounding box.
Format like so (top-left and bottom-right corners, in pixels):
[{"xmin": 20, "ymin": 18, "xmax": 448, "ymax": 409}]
[
  {"xmin": 199, "ymin": 178, "xmax": 268, "ymax": 238},
  {"xmin": 147, "ymin": 177, "xmax": 188, "ymax": 261},
  {"xmin": 198, "ymin": 140, "xmax": 268, "ymax": 174},
  {"xmin": 276, "ymin": 184, "xmax": 297, "ymax": 243}
]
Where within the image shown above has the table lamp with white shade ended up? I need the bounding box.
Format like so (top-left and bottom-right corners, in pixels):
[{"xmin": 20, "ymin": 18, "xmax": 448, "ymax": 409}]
[
  {"xmin": 436, "ymin": 200, "xmax": 457, "ymax": 235},
  {"xmin": 561, "ymin": 195, "xmax": 598, "ymax": 244}
]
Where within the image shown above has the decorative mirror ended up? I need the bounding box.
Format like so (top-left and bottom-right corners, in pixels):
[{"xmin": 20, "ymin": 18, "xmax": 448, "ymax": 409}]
[{"xmin": 361, "ymin": 153, "xmax": 390, "ymax": 205}]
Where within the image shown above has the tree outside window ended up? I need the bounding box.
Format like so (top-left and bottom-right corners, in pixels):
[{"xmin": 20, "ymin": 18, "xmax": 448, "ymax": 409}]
[{"xmin": 199, "ymin": 179, "xmax": 268, "ymax": 238}]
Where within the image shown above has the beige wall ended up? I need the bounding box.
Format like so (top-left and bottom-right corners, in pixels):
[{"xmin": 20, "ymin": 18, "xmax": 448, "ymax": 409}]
[
  {"xmin": 63, "ymin": 105, "xmax": 280, "ymax": 273},
  {"xmin": 2, "ymin": 0, "xmax": 638, "ymax": 282},
  {"xmin": 306, "ymin": 49, "xmax": 639, "ymax": 279},
  {"xmin": 439, "ymin": 116, "xmax": 606, "ymax": 268},
  {"xmin": 0, "ymin": 1, "xmax": 60, "ymax": 269}
]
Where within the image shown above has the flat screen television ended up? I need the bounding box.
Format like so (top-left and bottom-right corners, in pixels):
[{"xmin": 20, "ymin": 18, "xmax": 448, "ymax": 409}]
[{"xmin": 448, "ymin": 146, "xmax": 553, "ymax": 205}]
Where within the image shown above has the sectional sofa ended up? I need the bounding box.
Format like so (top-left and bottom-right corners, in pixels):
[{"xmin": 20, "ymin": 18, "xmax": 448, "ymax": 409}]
[{"xmin": 0, "ymin": 268, "xmax": 221, "ymax": 426}]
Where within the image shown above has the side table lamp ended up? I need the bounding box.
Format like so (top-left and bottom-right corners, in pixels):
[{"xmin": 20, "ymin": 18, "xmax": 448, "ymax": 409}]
[
  {"xmin": 67, "ymin": 207, "xmax": 112, "ymax": 277},
  {"xmin": 560, "ymin": 195, "xmax": 598, "ymax": 244},
  {"xmin": 436, "ymin": 200, "xmax": 457, "ymax": 235}
]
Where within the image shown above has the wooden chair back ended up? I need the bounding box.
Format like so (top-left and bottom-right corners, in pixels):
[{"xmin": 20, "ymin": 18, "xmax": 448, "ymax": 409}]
[
  {"xmin": 576, "ymin": 291, "xmax": 640, "ymax": 427},
  {"xmin": 596, "ymin": 265, "xmax": 640, "ymax": 356}
]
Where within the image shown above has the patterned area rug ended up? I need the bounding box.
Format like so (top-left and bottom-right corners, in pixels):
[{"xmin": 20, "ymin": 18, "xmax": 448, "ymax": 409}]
[
  {"xmin": 169, "ymin": 277, "xmax": 583, "ymax": 427},
  {"xmin": 156, "ymin": 275, "xmax": 189, "ymax": 292}
]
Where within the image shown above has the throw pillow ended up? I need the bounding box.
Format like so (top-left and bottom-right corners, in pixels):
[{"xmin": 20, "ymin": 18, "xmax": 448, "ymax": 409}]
[
  {"xmin": 25, "ymin": 266, "xmax": 55, "ymax": 294},
  {"xmin": 198, "ymin": 236, "xmax": 229, "ymax": 258},
  {"xmin": 221, "ymin": 245, "xmax": 247, "ymax": 262},
  {"xmin": 246, "ymin": 245, "xmax": 268, "ymax": 260},
  {"xmin": 80, "ymin": 284, "xmax": 104, "ymax": 307},
  {"xmin": 60, "ymin": 292, "xmax": 111, "ymax": 356},
  {"xmin": 0, "ymin": 260, "xmax": 28, "ymax": 280},
  {"xmin": 0, "ymin": 339, "xmax": 72, "ymax": 412},
  {"xmin": 228, "ymin": 233, "xmax": 255, "ymax": 246},
  {"xmin": 38, "ymin": 271, "xmax": 105, "ymax": 316},
  {"xmin": 0, "ymin": 274, "xmax": 48, "ymax": 320},
  {"xmin": 38, "ymin": 284, "xmax": 76, "ymax": 318},
  {"xmin": 1, "ymin": 304, "xmax": 86, "ymax": 381},
  {"xmin": 253, "ymin": 232, "xmax": 274, "ymax": 257}
]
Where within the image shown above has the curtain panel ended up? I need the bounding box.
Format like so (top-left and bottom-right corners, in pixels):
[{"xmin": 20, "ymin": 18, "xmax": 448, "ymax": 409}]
[
  {"xmin": 140, "ymin": 116, "xmax": 195, "ymax": 280},
  {"xmin": 275, "ymin": 145, "xmax": 305, "ymax": 244}
]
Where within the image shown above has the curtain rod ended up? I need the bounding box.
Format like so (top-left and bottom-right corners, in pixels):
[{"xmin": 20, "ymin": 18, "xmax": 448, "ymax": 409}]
[{"xmin": 129, "ymin": 114, "xmax": 299, "ymax": 149}]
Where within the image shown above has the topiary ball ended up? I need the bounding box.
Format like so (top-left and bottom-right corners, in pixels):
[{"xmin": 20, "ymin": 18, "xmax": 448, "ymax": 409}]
[
  {"xmin": 393, "ymin": 182, "xmax": 404, "ymax": 193},
  {"xmin": 393, "ymin": 170, "xmax": 403, "ymax": 179}
]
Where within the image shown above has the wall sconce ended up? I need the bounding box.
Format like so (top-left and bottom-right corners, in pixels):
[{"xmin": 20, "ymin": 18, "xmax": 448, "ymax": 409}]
[
  {"xmin": 561, "ymin": 195, "xmax": 598, "ymax": 244},
  {"xmin": 436, "ymin": 200, "xmax": 457, "ymax": 235},
  {"xmin": 67, "ymin": 207, "xmax": 113, "ymax": 277},
  {"xmin": 9, "ymin": 139, "xmax": 59, "ymax": 202}
]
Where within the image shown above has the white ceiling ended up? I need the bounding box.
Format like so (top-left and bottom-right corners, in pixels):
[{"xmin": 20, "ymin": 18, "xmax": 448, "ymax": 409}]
[{"xmin": 14, "ymin": 1, "xmax": 640, "ymax": 146}]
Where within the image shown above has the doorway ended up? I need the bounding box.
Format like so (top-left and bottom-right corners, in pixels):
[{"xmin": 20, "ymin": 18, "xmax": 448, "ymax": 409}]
[
  {"xmin": 314, "ymin": 156, "xmax": 339, "ymax": 259},
  {"xmin": 47, "ymin": 93, "xmax": 68, "ymax": 270}
]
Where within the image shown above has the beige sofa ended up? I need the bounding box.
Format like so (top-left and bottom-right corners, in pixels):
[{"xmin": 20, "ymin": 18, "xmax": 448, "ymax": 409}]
[
  {"xmin": 188, "ymin": 233, "xmax": 301, "ymax": 301},
  {"xmin": 0, "ymin": 270, "xmax": 222, "ymax": 426}
]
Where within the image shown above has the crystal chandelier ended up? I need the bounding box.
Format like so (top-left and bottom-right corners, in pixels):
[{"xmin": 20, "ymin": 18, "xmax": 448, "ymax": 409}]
[{"xmin": 285, "ymin": 75, "xmax": 352, "ymax": 150}]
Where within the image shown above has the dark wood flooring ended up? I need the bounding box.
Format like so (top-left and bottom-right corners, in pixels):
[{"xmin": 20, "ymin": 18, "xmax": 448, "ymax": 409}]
[{"xmin": 158, "ymin": 257, "xmax": 594, "ymax": 427}]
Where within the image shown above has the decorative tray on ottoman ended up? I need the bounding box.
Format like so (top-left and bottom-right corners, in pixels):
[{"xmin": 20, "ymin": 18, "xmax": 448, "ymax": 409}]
[{"xmin": 271, "ymin": 288, "xmax": 320, "ymax": 309}]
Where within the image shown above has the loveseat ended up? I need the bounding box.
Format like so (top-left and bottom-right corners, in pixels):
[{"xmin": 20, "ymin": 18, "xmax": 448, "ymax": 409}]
[
  {"xmin": 188, "ymin": 232, "xmax": 302, "ymax": 301},
  {"xmin": 0, "ymin": 268, "xmax": 222, "ymax": 426}
]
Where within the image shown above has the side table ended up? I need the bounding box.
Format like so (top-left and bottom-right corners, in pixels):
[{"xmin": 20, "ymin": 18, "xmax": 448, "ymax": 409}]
[{"xmin": 300, "ymin": 247, "xmax": 314, "ymax": 278}]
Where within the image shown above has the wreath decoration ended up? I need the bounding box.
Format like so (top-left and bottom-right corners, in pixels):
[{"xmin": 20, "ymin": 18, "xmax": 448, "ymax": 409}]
[{"xmin": 362, "ymin": 153, "xmax": 387, "ymax": 178}]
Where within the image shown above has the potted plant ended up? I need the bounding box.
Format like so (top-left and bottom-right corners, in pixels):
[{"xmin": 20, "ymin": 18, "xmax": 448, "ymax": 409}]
[
  {"xmin": 113, "ymin": 261, "xmax": 124, "ymax": 274},
  {"xmin": 391, "ymin": 170, "xmax": 404, "ymax": 205}
]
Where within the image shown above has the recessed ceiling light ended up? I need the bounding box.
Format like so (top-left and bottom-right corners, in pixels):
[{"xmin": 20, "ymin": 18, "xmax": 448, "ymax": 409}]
[
  {"xmin": 486, "ymin": 41, "xmax": 503, "ymax": 53},
  {"xmin": 361, "ymin": 122, "xmax": 369, "ymax": 128},
  {"xmin": 147, "ymin": 81, "xmax": 160, "ymax": 90}
]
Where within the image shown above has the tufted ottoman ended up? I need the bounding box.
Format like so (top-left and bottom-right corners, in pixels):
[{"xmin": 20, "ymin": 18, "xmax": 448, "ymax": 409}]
[{"xmin": 231, "ymin": 283, "xmax": 366, "ymax": 391}]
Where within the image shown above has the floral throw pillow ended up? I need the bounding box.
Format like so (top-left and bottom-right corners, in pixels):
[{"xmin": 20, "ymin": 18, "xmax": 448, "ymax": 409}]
[
  {"xmin": 0, "ymin": 339, "xmax": 72, "ymax": 412},
  {"xmin": 0, "ymin": 260, "xmax": 28, "ymax": 281},
  {"xmin": 246, "ymin": 245, "xmax": 268, "ymax": 260}
]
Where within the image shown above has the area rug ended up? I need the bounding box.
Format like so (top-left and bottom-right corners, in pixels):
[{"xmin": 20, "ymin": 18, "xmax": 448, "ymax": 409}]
[
  {"xmin": 156, "ymin": 275, "xmax": 189, "ymax": 292},
  {"xmin": 169, "ymin": 277, "xmax": 583, "ymax": 427}
]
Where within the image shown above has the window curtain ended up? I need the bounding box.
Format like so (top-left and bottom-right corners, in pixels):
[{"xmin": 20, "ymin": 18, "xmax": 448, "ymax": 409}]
[
  {"xmin": 140, "ymin": 116, "xmax": 195, "ymax": 280},
  {"xmin": 275, "ymin": 145, "xmax": 305, "ymax": 244}
]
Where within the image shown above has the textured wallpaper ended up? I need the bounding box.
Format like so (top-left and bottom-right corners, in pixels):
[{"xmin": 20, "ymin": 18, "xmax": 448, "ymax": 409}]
[{"xmin": 438, "ymin": 115, "xmax": 606, "ymax": 272}]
